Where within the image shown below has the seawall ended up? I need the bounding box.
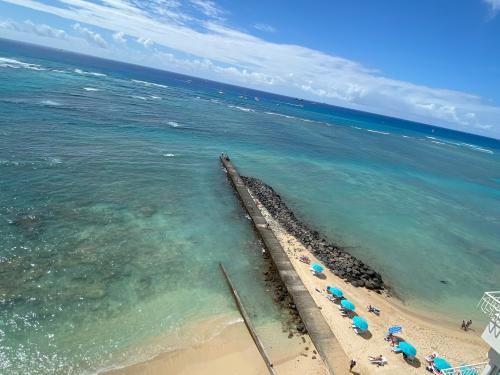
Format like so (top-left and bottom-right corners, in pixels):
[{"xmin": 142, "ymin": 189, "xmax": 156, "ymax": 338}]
[{"xmin": 220, "ymin": 155, "xmax": 349, "ymax": 375}]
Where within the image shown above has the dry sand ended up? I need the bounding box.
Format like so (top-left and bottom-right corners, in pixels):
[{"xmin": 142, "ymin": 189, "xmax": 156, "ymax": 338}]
[
  {"xmin": 254, "ymin": 196, "xmax": 489, "ymax": 374},
  {"xmin": 106, "ymin": 312, "xmax": 327, "ymax": 375}
]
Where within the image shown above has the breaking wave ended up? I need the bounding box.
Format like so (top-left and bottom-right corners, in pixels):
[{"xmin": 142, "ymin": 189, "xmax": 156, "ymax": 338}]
[
  {"xmin": 227, "ymin": 105, "xmax": 254, "ymax": 112},
  {"xmin": 0, "ymin": 57, "xmax": 45, "ymax": 71},
  {"xmin": 74, "ymin": 68, "xmax": 106, "ymax": 77},
  {"xmin": 131, "ymin": 79, "xmax": 168, "ymax": 88}
]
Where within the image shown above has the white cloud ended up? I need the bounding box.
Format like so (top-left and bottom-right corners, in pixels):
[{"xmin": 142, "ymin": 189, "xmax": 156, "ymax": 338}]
[
  {"xmin": 189, "ymin": 0, "xmax": 225, "ymax": 19},
  {"xmin": 2, "ymin": 0, "xmax": 500, "ymax": 137},
  {"xmin": 0, "ymin": 18, "xmax": 67, "ymax": 39},
  {"xmin": 137, "ymin": 37, "xmax": 154, "ymax": 48},
  {"xmin": 253, "ymin": 23, "xmax": 276, "ymax": 33},
  {"xmin": 72, "ymin": 23, "xmax": 107, "ymax": 48},
  {"xmin": 484, "ymin": 0, "xmax": 500, "ymax": 13},
  {"xmin": 112, "ymin": 31, "xmax": 127, "ymax": 44}
]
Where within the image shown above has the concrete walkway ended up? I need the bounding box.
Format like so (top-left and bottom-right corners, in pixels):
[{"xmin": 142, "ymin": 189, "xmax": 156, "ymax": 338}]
[{"xmin": 220, "ymin": 155, "xmax": 349, "ymax": 375}]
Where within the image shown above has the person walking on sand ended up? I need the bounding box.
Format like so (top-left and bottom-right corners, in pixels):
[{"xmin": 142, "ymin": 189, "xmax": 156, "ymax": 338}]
[
  {"xmin": 466, "ymin": 320, "xmax": 472, "ymax": 330},
  {"xmin": 461, "ymin": 320, "xmax": 466, "ymax": 330},
  {"xmin": 349, "ymin": 359, "xmax": 357, "ymax": 372}
]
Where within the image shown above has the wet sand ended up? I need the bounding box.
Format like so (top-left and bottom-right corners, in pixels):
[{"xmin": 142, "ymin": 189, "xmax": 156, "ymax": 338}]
[
  {"xmin": 106, "ymin": 315, "xmax": 327, "ymax": 375},
  {"xmin": 254, "ymin": 195, "xmax": 489, "ymax": 374}
]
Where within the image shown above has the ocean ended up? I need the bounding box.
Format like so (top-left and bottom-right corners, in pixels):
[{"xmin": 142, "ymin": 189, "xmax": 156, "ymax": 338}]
[{"xmin": 0, "ymin": 38, "xmax": 499, "ymax": 374}]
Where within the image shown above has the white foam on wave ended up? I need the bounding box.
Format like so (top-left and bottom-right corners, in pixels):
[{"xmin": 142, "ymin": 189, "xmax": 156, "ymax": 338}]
[
  {"xmin": 40, "ymin": 100, "xmax": 61, "ymax": 106},
  {"xmin": 74, "ymin": 68, "xmax": 106, "ymax": 77},
  {"xmin": 366, "ymin": 129, "xmax": 390, "ymax": 135},
  {"xmin": 264, "ymin": 111, "xmax": 296, "ymax": 120},
  {"xmin": 131, "ymin": 79, "xmax": 168, "ymax": 88},
  {"xmin": 0, "ymin": 57, "xmax": 45, "ymax": 71},
  {"xmin": 431, "ymin": 140, "xmax": 446, "ymax": 145},
  {"xmin": 227, "ymin": 105, "xmax": 254, "ymax": 112},
  {"xmin": 167, "ymin": 121, "xmax": 180, "ymax": 127},
  {"xmin": 163, "ymin": 153, "xmax": 175, "ymax": 157},
  {"xmin": 460, "ymin": 143, "xmax": 494, "ymax": 154},
  {"xmin": 150, "ymin": 95, "xmax": 161, "ymax": 100},
  {"xmin": 131, "ymin": 95, "xmax": 147, "ymax": 101},
  {"xmin": 83, "ymin": 87, "xmax": 99, "ymax": 92},
  {"xmin": 264, "ymin": 111, "xmax": 327, "ymax": 126}
]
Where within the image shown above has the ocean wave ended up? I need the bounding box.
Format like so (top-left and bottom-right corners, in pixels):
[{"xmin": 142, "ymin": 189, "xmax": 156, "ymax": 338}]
[
  {"xmin": 163, "ymin": 153, "xmax": 175, "ymax": 157},
  {"xmin": 264, "ymin": 111, "xmax": 327, "ymax": 126},
  {"xmin": 460, "ymin": 143, "xmax": 494, "ymax": 154},
  {"xmin": 264, "ymin": 111, "xmax": 296, "ymax": 120},
  {"xmin": 0, "ymin": 57, "xmax": 45, "ymax": 71},
  {"xmin": 74, "ymin": 68, "xmax": 106, "ymax": 77},
  {"xmin": 430, "ymin": 140, "xmax": 446, "ymax": 145},
  {"xmin": 227, "ymin": 105, "xmax": 254, "ymax": 112},
  {"xmin": 366, "ymin": 129, "xmax": 390, "ymax": 135},
  {"xmin": 131, "ymin": 79, "xmax": 168, "ymax": 88},
  {"xmin": 131, "ymin": 95, "xmax": 147, "ymax": 101},
  {"xmin": 150, "ymin": 96, "xmax": 161, "ymax": 100},
  {"xmin": 167, "ymin": 121, "xmax": 180, "ymax": 128},
  {"xmin": 83, "ymin": 87, "xmax": 99, "ymax": 92},
  {"xmin": 40, "ymin": 100, "xmax": 61, "ymax": 106}
]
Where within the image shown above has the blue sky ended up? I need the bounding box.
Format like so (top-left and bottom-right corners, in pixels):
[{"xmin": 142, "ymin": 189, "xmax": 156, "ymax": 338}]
[{"xmin": 1, "ymin": 0, "xmax": 500, "ymax": 137}]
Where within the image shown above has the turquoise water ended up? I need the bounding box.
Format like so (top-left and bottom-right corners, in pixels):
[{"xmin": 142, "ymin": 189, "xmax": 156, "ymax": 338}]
[{"xmin": 1, "ymin": 39, "xmax": 499, "ymax": 373}]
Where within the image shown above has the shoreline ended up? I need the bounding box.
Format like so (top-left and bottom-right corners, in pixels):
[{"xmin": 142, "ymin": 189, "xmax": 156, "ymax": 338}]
[
  {"xmin": 105, "ymin": 314, "xmax": 327, "ymax": 375},
  {"xmin": 248, "ymin": 183, "xmax": 488, "ymax": 374}
]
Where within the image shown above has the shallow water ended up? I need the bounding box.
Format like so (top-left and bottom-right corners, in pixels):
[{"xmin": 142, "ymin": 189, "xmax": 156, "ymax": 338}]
[{"xmin": 0, "ymin": 39, "xmax": 499, "ymax": 373}]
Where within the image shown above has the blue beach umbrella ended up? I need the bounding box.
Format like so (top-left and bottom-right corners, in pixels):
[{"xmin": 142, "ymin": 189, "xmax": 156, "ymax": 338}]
[
  {"xmin": 459, "ymin": 366, "xmax": 477, "ymax": 375},
  {"xmin": 398, "ymin": 341, "xmax": 417, "ymax": 357},
  {"xmin": 352, "ymin": 316, "xmax": 368, "ymax": 331},
  {"xmin": 434, "ymin": 358, "xmax": 452, "ymax": 371},
  {"xmin": 327, "ymin": 287, "xmax": 343, "ymax": 298},
  {"xmin": 341, "ymin": 299, "xmax": 355, "ymax": 311},
  {"xmin": 311, "ymin": 263, "xmax": 324, "ymax": 273},
  {"xmin": 388, "ymin": 325, "xmax": 403, "ymax": 334}
]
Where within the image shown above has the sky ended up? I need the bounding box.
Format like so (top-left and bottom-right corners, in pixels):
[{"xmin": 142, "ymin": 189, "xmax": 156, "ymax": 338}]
[{"xmin": 1, "ymin": 0, "xmax": 500, "ymax": 138}]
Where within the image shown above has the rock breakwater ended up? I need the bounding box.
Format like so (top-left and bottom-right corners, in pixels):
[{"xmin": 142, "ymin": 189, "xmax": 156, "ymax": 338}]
[{"xmin": 242, "ymin": 176, "xmax": 384, "ymax": 292}]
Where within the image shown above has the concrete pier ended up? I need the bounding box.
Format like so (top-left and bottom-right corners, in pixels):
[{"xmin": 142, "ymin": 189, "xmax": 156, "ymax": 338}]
[{"xmin": 220, "ymin": 155, "xmax": 349, "ymax": 375}]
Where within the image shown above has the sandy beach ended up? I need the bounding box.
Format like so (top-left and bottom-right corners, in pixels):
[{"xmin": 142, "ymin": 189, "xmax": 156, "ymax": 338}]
[
  {"xmin": 254, "ymin": 195, "xmax": 489, "ymax": 374},
  {"xmin": 107, "ymin": 313, "xmax": 327, "ymax": 375}
]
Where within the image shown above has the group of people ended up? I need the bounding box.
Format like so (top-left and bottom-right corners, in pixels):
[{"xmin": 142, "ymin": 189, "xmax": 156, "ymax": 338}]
[{"xmin": 461, "ymin": 319, "xmax": 472, "ymax": 331}]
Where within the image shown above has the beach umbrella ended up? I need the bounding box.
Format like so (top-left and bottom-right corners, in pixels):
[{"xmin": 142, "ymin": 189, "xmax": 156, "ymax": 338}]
[
  {"xmin": 327, "ymin": 287, "xmax": 343, "ymax": 298},
  {"xmin": 459, "ymin": 366, "xmax": 477, "ymax": 375},
  {"xmin": 341, "ymin": 299, "xmax": 355, "ymax": 311},
  {"xmin": 388, "ymin": 325, "xmax": 402, "ymax": 334},
  {"xmin": 434, "ymin": 358, "xmax": 452, "ymax": 371},
  {"xmin": 352, "ymin": 316, "xmax": 368, "ymax": 331},
  {"xmin": 458, "ymin": 366, "xmax": 477, "ymax": 375},
  {"xmin": 311, "ymin": 263, "xmax": 324, "ymax": 273},
  {"xmin": 398, "ymin": 341, "xmax": 417, "ymax": 357}
]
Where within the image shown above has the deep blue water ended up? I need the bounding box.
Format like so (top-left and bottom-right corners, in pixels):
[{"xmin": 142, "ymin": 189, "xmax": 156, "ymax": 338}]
[{"xmin": 1, "ymin": 39, "xmax": 499, "ymax": 374}]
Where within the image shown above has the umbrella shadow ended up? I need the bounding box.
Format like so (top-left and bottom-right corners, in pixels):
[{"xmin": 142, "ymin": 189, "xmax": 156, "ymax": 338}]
[
  {"xmin": 404, "ymin": 356, "xmax": 421, "ymax": 368},
  {"xmin": 314, "ymin": 272, "xmax": 326, "ymax": 280},
  {"xmin": 358, "ymin": 329, "xmax": 372, "ymax": 340}
]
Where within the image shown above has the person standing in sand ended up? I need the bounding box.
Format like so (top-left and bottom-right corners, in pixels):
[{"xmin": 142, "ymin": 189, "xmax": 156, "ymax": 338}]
[{"xmin": 461, "ymin": 320, "xmax": 466, "ymax": 330}]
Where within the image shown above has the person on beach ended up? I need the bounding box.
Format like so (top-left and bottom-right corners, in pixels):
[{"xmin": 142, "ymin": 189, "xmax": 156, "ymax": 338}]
[
  {"xmin": 349, "ymin": 359, "xmax": 357, "ymax": 372},
  {"xmin": 466, "ymin": 320, "xmax": 472, "ymax": 330},
  {"xmin": 461, "ymin": 320, "xmax": 466, "ymax": 330}
]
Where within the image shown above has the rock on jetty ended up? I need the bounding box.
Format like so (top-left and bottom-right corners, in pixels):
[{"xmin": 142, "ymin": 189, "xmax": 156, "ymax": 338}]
[{"xmin": 242, "ymin": 176, "xmax": 384, "ymax": 291}]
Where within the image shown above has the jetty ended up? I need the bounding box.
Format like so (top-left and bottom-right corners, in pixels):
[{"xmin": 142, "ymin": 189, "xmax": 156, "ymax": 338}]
[{"xmin": 220, "ymin": 154, "xmax": 349, "ymax": 375}]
